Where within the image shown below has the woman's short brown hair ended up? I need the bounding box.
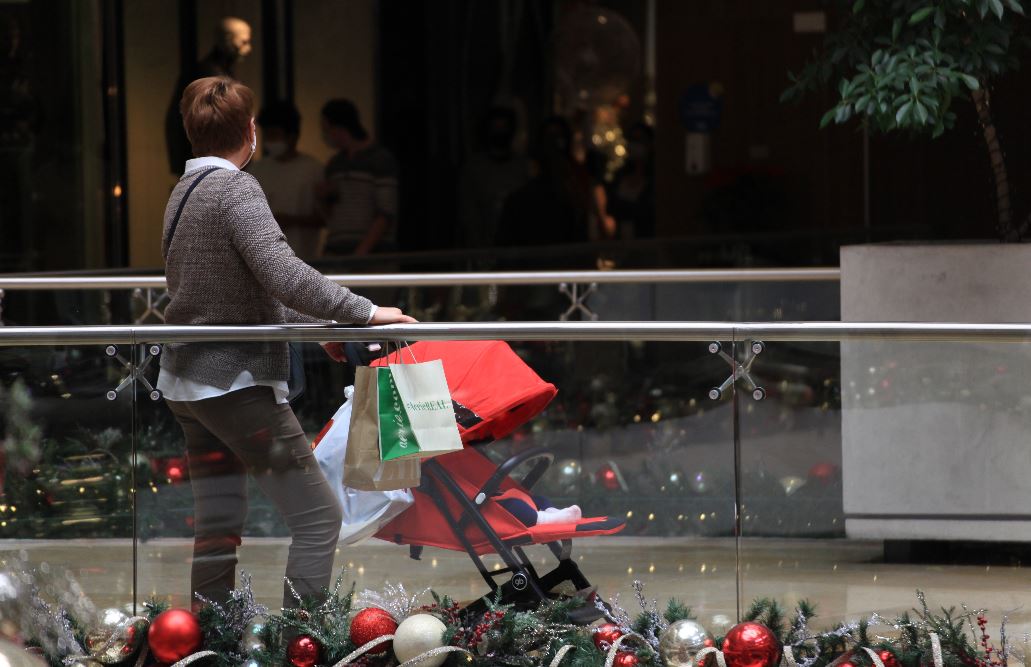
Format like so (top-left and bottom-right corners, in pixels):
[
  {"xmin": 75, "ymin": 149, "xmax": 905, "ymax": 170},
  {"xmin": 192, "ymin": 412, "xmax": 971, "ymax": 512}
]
[{"xmin": 180, "ymin": 76, "xmax": 255, "ymax": 158}]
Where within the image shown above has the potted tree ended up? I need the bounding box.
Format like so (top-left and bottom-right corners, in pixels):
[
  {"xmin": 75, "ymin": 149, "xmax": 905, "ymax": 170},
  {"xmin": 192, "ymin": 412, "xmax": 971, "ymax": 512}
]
[{"xmin": 784, "ymin": 0, "xmax": 1031, "ymax": 545}]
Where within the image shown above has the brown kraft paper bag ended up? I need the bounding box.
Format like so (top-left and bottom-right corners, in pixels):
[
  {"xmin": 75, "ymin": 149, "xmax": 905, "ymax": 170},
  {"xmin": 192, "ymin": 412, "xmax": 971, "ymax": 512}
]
[{"xmin": 344, "ymin": 366, "xmax": 421, "ymax": 491}]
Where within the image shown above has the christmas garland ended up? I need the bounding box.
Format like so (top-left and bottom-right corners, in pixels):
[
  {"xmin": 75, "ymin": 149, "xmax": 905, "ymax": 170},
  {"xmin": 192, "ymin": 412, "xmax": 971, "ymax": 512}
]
[{"xmin": 0, "ymin": 560, "xmax": 1019, "ymax": 667}]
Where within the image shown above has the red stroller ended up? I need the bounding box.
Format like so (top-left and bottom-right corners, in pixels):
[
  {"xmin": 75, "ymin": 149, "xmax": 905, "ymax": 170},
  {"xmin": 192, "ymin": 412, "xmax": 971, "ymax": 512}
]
[{"xmin": 370, "ymin": 341, "xmax": 625, "ymax": 619}]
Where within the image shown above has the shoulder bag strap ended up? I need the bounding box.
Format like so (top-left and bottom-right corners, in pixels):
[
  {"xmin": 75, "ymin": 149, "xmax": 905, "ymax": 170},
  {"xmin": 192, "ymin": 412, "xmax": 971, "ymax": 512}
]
[{"xmin": 166, "ymin": 166, "xmax": 221, "ymax": 252}]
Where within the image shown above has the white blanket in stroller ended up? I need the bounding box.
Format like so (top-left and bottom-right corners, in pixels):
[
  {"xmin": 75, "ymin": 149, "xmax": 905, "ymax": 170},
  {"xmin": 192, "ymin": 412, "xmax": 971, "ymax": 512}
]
[{"xmin": 314, "ymin": 386, "xmax": 415, "ymax": 545}]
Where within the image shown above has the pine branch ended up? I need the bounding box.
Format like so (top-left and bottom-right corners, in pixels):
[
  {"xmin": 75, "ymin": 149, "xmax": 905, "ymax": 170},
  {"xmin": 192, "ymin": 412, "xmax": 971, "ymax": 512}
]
[{"xmin": 664, "ymin": 598, "xmax": 695, "ymax": 624}]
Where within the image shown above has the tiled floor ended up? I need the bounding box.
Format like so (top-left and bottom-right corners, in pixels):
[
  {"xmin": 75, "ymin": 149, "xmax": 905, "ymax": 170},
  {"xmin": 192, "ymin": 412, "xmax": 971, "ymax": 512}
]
[{"xmin": 3, "ymin": 536, "xmax": 1030, "ymax": 649}]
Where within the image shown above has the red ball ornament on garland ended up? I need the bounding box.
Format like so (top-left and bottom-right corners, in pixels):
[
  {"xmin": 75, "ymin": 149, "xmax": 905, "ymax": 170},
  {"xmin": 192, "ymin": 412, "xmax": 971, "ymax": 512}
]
[
  {"xmin": 287, "ymin": 634, "xmax": 321, "ymax": 667},
  {"xmin": 593, "ymin": 623, "xmax": 623, "ymax": 651},
  {"xmin": 349, "ymin": 607, "xmax": 398, "ymax": 655},
  {"xmin": 147, "ymin": 609, "xmax": 203, "ymax": 664},
  {"xmin": 721, "ymin": 622, "xmax": 783, "ymax": 667},
  {"xmin": 613, "ymin": 652, "xmax": 640, "ymax": 666},
  {"xmin": 879, "ymin": 650, "xmax": 901, "ymax": 667}
]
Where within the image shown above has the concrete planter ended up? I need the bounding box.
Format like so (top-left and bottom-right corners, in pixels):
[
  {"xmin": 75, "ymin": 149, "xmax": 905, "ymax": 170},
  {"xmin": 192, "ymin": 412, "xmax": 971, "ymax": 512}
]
[{"xmin": 841, "ymin": 244, "xmax": 1031, "ymax": 541}]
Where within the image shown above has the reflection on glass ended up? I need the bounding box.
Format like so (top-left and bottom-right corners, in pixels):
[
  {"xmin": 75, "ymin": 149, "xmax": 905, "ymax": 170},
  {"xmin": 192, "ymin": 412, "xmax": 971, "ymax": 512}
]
[
  {"xmin": 0, "ymin": 344, "xmax": 134, "ymax": 609},
  {"xmin": 131, "ymin": 339, "xmax": 739, "ymax": 625},
  {"xmin": 738, "ymin": 337, "xmax": 1031, "ymax": 641}
]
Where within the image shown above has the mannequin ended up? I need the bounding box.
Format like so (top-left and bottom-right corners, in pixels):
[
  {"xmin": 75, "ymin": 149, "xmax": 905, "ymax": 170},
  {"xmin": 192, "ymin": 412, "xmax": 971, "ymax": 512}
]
[{"xmin": 164, "ymin": 17, "xmax": 253, "ymax": 174}]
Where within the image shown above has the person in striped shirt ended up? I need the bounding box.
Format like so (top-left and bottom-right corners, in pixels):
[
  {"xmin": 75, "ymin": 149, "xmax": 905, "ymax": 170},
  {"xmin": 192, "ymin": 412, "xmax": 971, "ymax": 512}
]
[{"xmin": 318, "ymin": 99, "xmax": 399, "ymax": 256}]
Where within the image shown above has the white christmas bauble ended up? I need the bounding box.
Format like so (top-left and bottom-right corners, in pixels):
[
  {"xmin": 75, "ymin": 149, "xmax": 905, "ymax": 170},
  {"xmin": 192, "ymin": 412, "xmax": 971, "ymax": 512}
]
[{"xmin": 392, "ymin": 614, "xmax": 447, "ymax": 667}]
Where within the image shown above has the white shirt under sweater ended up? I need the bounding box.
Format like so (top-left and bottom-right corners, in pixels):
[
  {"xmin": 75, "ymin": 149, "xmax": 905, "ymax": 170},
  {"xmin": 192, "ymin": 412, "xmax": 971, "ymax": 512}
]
[{"xmin": 158, "ymin": 156, "xmax": 377, "ymax": 404}]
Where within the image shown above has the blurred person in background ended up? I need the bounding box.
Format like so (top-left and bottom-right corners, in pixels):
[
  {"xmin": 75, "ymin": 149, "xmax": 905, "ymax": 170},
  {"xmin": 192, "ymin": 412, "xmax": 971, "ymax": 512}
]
[
  {"xmin": 458, "ymin": 106, "xmax": 530, "ymax": 250},
  {"xmin": 496, "ymin": 115, "xmax": 590, "ymax": 249},
  {"xmin": 249, "ymin": 101, "xmax": 325, "ymax": 260},
  {"xmin": 318, "ymin": 99, "xmax": 399, "ymax": 257},
  {"xmin": 607, "ymin": 122, "xmax": 655, "ymax": 239}
]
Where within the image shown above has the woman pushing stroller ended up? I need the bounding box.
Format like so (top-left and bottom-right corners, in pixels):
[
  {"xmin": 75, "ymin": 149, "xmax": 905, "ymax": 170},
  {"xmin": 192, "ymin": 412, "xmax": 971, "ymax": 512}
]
[{"xmin": 158, "ymin": 75, "xmax": 415, "ymax": 611}]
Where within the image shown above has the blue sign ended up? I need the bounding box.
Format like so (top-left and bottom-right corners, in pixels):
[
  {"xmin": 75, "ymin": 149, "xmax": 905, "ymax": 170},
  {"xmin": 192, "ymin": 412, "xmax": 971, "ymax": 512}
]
[{"xmin": 679, "ymin": 83, "xmax": 724, "ymax": 132}]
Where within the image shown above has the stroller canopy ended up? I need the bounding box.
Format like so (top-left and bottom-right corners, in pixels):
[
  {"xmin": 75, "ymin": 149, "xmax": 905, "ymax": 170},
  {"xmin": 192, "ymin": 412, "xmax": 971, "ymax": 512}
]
[{"xmin": 372, "ymin": 340, "xmax": 558, "ymax": 446}]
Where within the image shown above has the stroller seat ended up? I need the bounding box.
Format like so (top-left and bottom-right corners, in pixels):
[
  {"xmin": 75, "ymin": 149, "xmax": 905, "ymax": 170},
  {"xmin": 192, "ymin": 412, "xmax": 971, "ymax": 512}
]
[
  {"xmin": 377, "ymin": 447, "xmax": 624, "ymax": 554},
  {"xmin": 370, "ymin": 341, "xmax": 625, "ymax": 621}
]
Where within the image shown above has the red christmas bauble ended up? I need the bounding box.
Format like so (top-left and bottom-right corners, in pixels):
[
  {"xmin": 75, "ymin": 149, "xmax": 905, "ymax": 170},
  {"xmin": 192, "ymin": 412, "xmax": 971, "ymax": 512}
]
[
  {"xmin": 593, "ymin": 623, "xmax": 623, "ymax": 651},
  {"xmin": 879, "ymin": 650, "xmax": 901, "ymax": 667},
  {"xmin": 613, "ymin": 652, "xmax": 640, "ymax": 666},
  {"xmin": 807, "ymin": 462, "xmax": 839, "ymax": 486},
  {"xmin": 287, "ymin": 634, "xmax": 321, "ymax": 667},
  {"xmin": 596, "ymin": 465, "xmax": 621, "ymax": 491},
  {"xmin": 721, "ymin": 622, "xmax": 783, "ymax": 667},
  {"xmin": 349, "ymin": 607, "xmax": 397, "ymax": 655},
  {"xmin": 147, "ymin": 609, "xmax": 203, "ymax": 664}
]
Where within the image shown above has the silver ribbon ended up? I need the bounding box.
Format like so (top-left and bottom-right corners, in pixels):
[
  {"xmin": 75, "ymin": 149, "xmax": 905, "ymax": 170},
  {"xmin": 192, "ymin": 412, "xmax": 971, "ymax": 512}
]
[
  {"xmin": 330, "ymin": 635, "xmax": 473, "ymax": 666},
  {"xmin": 169, "ymin": 650, "xmax": 217, "ymax": 666},
  {"xmin": 605, "ymin": 632, "xmax": 659, "ymax": 667},
  {"xmin": 121, "ymin": 644, "xmax": 214, "ymax": 667},
  {"xmin": 549, "ymin": 644, "xmax": 576, "ymax": 666},
  {"xmin": 132, "ymin": 645, "xmax": 148, "ymax": 667},
  {"xmin": 861, "ymin": 647, "xmax": 887, "ymax": 667},
  {"xmin": 783, "ymin": 645, "xmax": 798, "ymax": 667},
  {"xmin": 692, "ymin": 645, "xmax": 729, "ymax": 667},
  {"xmin": 397, "ymin": 646, "xmax": 474, "ymax": 666},
  {"xmin": 930, "ymin": 632, "xmax": 943, "ymax": 667},
  {"xmin": 331, "ymin": 634, "xmax": 397, "ymax": 666}
]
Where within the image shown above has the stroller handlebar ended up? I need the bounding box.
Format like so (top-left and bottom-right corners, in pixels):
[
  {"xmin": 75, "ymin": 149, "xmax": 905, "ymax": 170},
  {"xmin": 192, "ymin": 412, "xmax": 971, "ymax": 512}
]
[{"xmin": 474, "ymin": 447, "xmax": 555, "ymax": 505}]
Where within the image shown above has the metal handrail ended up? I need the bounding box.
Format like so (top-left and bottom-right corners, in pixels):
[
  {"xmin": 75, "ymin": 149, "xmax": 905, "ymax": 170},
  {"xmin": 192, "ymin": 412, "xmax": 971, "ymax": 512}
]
[
  {"xmin": 0, "ymin": 268, "xmax": 841, "ymax": 291},
  {"xmin": 0, "ymin": 321, "xmax": 1029, "ymax": 346}
]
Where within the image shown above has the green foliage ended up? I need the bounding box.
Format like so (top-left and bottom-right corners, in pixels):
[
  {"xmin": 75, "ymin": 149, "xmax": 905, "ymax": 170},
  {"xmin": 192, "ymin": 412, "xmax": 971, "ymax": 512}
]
[
  {"xmin": 663, "ymin": 598, "xmax": 695, "ymax": 624},
  {"xmin": 142, "ymin": 598, "xmax": 170, "ymax": 620},
  {"xmin": 0, "ymin": 378, "xmax": 42, "ymax": 477},
  {"xmin": 255, "ymin": 575, "xmax": 357, "ymax": 666},
  {"xmin": 783, "ymin": 0, "xmax": 1029, "ymax": 137},
  {"xmin": 744, "ymin": 597, "xmax": 788, "ymax": 643}
]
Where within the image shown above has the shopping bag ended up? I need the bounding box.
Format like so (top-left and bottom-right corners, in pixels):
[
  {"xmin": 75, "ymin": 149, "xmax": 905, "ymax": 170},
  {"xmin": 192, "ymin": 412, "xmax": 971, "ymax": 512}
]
[
  {"xmin": 312, "ymin": 388, "xmax": 414, "ymax": 545},
  {"xmin": 379, "ymin": 359, "xmax": 464, "ymax": 461},
  {"xmin": 344, "ymin": 366, "xmax": 421, "ymax": 490}
]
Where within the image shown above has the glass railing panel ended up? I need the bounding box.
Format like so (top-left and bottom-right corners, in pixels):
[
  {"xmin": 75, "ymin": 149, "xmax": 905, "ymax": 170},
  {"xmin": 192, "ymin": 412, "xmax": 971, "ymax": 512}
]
[
  {"xmin": 737, "ymin": 335, "xmax": 1031, "ymax": 642},
  {"xmin": 0, "ymin": 342, "xmax": 135, "ymax": 609},
  {"xmin": 135, "ymin": 335, "xmax": 740, "ymax": 625}
]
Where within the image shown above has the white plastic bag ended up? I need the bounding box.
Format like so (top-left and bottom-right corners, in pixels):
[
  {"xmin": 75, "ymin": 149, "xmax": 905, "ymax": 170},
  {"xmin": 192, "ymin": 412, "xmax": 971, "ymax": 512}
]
[{"xmin": 313, "ymin": 386, "xmax": 415, "ymax": 545}]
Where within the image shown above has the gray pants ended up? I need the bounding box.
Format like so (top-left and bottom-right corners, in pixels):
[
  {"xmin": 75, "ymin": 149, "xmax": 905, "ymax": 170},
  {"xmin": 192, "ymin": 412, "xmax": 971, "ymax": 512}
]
[{"xmin": 167, "ymin": 386, "xmax": 343, "ymax": 609}]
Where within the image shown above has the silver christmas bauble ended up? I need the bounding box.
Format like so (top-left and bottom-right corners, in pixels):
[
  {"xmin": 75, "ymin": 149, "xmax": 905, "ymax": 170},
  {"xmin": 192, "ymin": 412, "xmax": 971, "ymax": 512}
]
[
  {"xmin": 659, "ymin": 619, "xmax": 712, "ymax": 667},
  {"xmin": 239, "ymin": 620, "xmax": 265, "ymax": 655},
  {"xmin": 85, "ymin": 608, "xmax": 147, "ymax": 664}
]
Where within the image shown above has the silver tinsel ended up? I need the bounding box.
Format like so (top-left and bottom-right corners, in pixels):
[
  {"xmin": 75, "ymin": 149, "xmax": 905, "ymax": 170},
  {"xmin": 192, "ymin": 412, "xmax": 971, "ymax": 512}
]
[
  {"xmin": 593, "ymin": 580, "xmax": 665, "ymax": 649},
  {"xmin": 284, "ymin": 570, "xmax": 347, "ymax": 615},
  {"xmin": 0, "ymin": 557, "xmax": 87, "ymax": 660},
  {"xmin": 632, "ymin": 579, "xmax": 665, "ymax": 648},
  {"xmin": 355, "ymin": 582, "xmax": 428, "ymax": 621},
  {"xmin": 194, "ymin": 572, "xmax": 268, "ymax": 638}
]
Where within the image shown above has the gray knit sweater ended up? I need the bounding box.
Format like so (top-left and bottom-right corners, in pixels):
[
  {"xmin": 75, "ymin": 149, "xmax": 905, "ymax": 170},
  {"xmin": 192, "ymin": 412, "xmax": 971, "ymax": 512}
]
[{"xmin": 160, "ymin": 167, "xmax": 373, "ymax": 389}]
